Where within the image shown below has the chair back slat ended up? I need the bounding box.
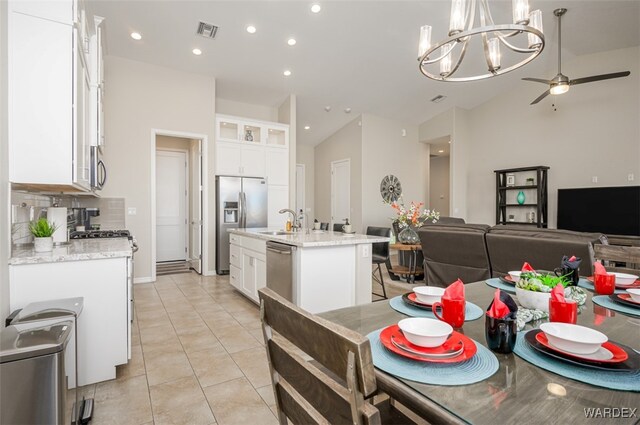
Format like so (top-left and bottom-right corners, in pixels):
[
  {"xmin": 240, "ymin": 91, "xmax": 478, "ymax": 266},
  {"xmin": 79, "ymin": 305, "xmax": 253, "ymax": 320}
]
[
  {"xmin": 259, "ymin": 288, "xmax": 382, "ymax": 425},
  {"xmin": 259, "ymin": 288, "xmax": 377, "ymax": 397},
  {"xmin": 594, "ymin": 245, "xmax": 640, "ymax": 275},
  {"xmin": 268, "ymin": 334, "xmax": 355, "ymax": 423}
]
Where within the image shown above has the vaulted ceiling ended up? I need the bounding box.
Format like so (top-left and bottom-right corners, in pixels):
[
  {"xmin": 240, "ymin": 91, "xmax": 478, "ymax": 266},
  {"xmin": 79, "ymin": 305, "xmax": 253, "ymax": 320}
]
[{"xmin": 89, "ymin": 1, "xmax": 640, "ymax": 145}]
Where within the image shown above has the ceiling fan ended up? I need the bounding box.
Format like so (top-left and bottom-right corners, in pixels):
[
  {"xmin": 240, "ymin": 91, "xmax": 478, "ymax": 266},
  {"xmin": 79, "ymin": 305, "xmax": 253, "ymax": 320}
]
[{"xmin": 522, "ymin": 8, "xmax": 630, "ymax": 105}]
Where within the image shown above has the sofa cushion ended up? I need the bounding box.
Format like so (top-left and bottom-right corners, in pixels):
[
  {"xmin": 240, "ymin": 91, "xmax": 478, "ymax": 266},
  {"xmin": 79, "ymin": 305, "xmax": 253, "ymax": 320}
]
[
  {"xmin": 486, "ymin": 226, "xmax": 605, "ymax": 277},
  {"xmin": 418, "ymin": 224, "xmax": 491, "ymax": 287}
]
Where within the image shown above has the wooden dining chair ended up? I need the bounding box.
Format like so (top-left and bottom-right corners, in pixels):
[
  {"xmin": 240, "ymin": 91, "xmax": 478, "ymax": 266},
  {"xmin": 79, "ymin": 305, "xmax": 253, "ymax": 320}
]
[
  {"xmin": 593, "ymin": 244, "xmax": 640, "ymax": 275},
  {"xmin": 259, "ymin": 288, "xmax": 415, "ymax": 425}
]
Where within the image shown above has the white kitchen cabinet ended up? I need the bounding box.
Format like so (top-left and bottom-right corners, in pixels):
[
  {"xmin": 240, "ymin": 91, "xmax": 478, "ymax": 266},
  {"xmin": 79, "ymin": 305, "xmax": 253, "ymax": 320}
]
[
  {"xmin": 216, "ymin": 117, "xmax": 242, "ymax": 143},
  {"xmin": 9, "ymin": 257, "xmax": 130, "ymax": 385},
  {"xmin": 215, "ymin": 142, "xmax": 266, "ymax": 177},
  {"xmin": 89, "ymin": 16, "xmax": 105, "ymax": 147},
  {"xmin": 266, "ymin": 148, "xmax": 289, "ymax": 185},
  {"xmin": 265, "ymin": 125, "xmax": 288, "ymax": 148},
  {"xmin": 8, "ymin": 0, "xmax": 93, "ymax": 192},
  {"xmin": 229, "ymin": 235, "xmax": 266, "ymax": 303},
  {"xmin": 268, "ymin": 185, "xmax": 290, "ymax": 228}
]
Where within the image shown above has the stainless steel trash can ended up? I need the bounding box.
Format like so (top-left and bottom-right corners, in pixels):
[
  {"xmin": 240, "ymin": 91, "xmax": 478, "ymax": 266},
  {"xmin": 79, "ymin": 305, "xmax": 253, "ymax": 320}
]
[{"xmin": 0, "ymin": 321, "xmax": 73, "ymax": 425}]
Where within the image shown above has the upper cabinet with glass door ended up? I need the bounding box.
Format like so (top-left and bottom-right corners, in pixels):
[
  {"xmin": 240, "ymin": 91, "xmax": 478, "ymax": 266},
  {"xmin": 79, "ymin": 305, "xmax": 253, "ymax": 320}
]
[{"xmin": 216, "ymin": 115, "xmax": 288, "ymax": 148}]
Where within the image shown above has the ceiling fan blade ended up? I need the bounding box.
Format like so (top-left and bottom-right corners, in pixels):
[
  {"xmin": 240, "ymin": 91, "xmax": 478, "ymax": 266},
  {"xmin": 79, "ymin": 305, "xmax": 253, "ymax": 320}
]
[
  {"xmin": 522, "ymin": 77, "xmax": 553, "ymax": 85},
  {"xmin": 570, "ymin": 71, "xmax": 631, "ymax": 86},
  {"xmin": 531, "ymin": 89, "xmax": 551, "ymax": 105}
]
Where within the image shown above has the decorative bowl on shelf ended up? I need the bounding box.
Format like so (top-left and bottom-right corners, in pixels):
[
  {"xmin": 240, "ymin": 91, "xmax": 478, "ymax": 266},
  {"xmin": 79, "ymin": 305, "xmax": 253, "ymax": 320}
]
[
  {"xmin": 398, "ymin": 318, "xmax": 452, "ymax": 348},
  {"xmin": 539, "ymin": 322, "xmax": 607, "ymax": 355}
]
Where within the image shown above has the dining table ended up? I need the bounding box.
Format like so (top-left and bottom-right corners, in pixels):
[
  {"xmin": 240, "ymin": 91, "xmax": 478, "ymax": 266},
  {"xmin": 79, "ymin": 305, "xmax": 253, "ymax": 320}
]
[{"xmin": 319, "ymin": 280, "xmax": 640, "ymax": 425}]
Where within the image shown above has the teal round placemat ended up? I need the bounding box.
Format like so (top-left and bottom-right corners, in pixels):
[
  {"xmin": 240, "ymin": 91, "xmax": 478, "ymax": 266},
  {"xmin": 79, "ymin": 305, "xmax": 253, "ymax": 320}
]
[
  {"xmin": 389, "ymin": 296, "xmax": 483, "ymax": 321},
  {"xmin": 366, "ymin": 328, "xmax": 499, "ymax": 386},
  {"xmin": 513, "ymin": 331, "xmax": 640, "ymax": 391},
  {"xmin": 578, "ymin": 279, "xmax": 627, "ymax": 294},
  {"xmin": 485, "ymin": 278, "xmax": 516, "ymax": 294},
  {"xmin": 592, "ymin": 295, "xmax": 640, "ymax": 318}
]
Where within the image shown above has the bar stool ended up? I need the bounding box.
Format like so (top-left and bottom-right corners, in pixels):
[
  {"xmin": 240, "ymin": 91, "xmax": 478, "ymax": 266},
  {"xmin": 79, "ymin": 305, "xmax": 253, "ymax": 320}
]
[{"xmin": 367, "ymin": 226, "xmax": 391, "ymax": 300}]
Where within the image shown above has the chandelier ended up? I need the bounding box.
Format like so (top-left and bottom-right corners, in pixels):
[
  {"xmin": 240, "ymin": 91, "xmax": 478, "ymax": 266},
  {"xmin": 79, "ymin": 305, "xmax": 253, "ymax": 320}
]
[{"xmin": 418, "ymin": 0, "xmax": 545, "ymax": 82}]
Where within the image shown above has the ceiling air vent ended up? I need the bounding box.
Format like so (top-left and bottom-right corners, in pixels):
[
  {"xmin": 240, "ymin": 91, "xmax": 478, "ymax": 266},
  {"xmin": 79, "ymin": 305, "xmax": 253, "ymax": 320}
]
[
  {"xmin": 430, "ymin": 95, "xmax": 446, "ymax": 103},
  {"xmin": 197, "ymin": 22, "xmax": 219, "ymax": 38}
]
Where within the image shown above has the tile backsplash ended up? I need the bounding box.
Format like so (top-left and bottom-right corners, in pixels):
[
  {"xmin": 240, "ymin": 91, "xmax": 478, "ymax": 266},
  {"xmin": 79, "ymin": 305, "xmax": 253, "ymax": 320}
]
[{"xmin": 11, "ymin": 191, "xmax": 126, "ymax": 245}]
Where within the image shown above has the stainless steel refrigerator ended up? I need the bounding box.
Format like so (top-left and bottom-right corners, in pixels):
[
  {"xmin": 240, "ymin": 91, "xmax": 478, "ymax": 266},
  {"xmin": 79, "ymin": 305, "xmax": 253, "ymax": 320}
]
[{"xmin": 216, "ymin": 176, "xmax": 268, "ymax": 274}]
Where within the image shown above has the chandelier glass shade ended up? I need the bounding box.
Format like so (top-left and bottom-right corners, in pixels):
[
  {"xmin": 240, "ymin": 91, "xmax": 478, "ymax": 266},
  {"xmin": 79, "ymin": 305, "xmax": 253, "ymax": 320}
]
[{"xmin": 418, "ymin": 0, "xmax": 545, "ymax": 82}]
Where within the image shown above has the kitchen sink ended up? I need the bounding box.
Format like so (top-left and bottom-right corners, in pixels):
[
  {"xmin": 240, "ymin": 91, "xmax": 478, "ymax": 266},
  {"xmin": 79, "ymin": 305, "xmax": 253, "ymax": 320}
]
[{"xmin": 259, "ymin": 231, "xmax": 291, "ymax": 236}]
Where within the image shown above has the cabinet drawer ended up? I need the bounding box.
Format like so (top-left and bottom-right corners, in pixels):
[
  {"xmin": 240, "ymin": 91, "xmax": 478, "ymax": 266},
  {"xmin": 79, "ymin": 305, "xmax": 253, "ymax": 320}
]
[
  {"xmin": 229, "ymin": 264, "xmax": 242, "ymax": 290},
  {"xmin": 230, "ymin": 244, "xmax": 242, "ymax": 268},
  {"xmin": 230, "ymin": 233, "xmax": 240, "ymax": 245},
  {"xmin": 242, "ymin": 237, "xmax": 266, "ymax": 254}
]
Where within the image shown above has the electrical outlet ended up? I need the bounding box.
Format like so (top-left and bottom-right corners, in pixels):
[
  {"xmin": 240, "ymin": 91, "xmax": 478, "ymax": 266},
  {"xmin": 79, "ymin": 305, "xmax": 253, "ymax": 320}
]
[
  {"xmin": 629, "ymin": 173, "xmax": 635, "ymax": 182},
  {"xmin": 591, "ymin": 176, "xmax": 598, "ymax": 183},
  {"xmin": 362, "ymin": 245, "xmax": 370, "ymax": 258},
  {"xmin": 127, "ymin": 207, "xmax": 137, "ymax": 215}
]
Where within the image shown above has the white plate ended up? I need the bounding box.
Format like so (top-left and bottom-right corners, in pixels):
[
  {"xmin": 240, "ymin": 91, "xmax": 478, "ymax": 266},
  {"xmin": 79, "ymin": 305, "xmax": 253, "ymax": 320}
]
[
  {"xmin": 627, "ymin": 288, "xmax": 640, "ymax": 303},
  {"xmin": 540, "ymin": 322, "xmax": 607, "ymax": 355},
  {"xmin": 613, "ymin": 272, "xmax": 639, "ymax": 286},
  {"xmin": 546, "ymin": 340, "xmax": 614, "ymax": 361}
]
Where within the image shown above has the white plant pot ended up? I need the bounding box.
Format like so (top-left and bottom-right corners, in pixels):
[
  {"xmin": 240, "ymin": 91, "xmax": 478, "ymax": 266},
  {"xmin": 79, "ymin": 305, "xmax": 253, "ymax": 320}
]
[
  {"xmin": 34, "ymin": 237, "xmax": 53, "ymax": 252},
  {"xmin": 515, "ymin": 287, "xmax": 552, "ymax": 313}
]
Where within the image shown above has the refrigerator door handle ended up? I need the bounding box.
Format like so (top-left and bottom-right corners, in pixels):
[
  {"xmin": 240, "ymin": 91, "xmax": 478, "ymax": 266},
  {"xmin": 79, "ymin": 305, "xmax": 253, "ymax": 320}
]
[{"xmin": 240, "ymin": 192, "xmax": 247, "ymax": 228}]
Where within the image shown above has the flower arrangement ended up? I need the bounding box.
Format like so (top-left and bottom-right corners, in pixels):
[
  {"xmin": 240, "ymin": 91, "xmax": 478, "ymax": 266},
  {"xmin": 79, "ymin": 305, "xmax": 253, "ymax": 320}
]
[{"xmin": 388, "ymin": 198, "xmax": 440, "ymax": 228}]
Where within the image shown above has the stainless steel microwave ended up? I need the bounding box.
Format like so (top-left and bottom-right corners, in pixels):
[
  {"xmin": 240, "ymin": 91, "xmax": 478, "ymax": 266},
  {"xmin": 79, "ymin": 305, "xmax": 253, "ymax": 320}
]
[{"xmin": 90, "ymin": 146, "xmax": 106, "ymax": 190}]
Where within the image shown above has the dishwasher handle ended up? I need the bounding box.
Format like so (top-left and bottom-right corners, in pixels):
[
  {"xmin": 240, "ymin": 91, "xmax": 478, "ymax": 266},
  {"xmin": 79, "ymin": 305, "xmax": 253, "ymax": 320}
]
[{"xmin": 266, "ymin": 241, "xmax": 296, "ymax": 254}]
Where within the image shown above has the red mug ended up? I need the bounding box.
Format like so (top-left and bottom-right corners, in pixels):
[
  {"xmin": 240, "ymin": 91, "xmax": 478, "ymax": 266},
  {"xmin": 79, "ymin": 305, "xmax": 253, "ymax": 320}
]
[
  {"xmin": 549, "ymin": 299, "xmax": 577, "ymax": 324},
  {"xmin": 432, "ymin": 298, "xmax": 466, "ymax": 328},
  {"xmin": 594, "ymin": 273, "xmax": 615, "ymax": 295}
]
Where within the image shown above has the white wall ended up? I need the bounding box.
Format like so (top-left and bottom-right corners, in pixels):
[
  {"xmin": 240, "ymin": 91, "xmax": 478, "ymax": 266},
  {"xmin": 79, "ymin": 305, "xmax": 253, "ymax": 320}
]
[
  {"xmin": 464, "ymin": 46, "xmax": 640, "ymax": 227},
  {"xmin": 315, "ymin": 117, "xmax": 363, "ymax": 230},
  {"xmin": 102, "ymin": 57, "xmax": 215, "ymax": 280},
  {"xmin": 216, "ymin": 98, "xmax": 278, "ymax": 122},
  {"xmin": 430, "ymin": 155, "xmax": 450, "ymax": 216},
  {"xmin": 296, "ymin": 144, "xmax": 315, "ymax": 221},
  {"xmin": 0, "ymin": 0, "xmax": 10, "ymax": 323},
  {"xmin": 361, "ymin": 114, "xmax": 424, "ymax": 229}
]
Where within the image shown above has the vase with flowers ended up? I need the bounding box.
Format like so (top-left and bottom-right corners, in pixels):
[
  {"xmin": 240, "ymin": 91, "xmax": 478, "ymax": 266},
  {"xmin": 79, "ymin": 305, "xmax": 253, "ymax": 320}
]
[{"xmin": 388, "ymin": 199, "xmax": 439, "ymax": 244}]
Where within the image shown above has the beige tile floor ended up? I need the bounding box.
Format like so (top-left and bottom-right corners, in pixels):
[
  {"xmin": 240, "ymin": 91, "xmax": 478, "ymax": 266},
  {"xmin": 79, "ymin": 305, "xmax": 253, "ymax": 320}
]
[{"xmin": 73, "ymin": 265, "xmax": 415, "ymax": 425}]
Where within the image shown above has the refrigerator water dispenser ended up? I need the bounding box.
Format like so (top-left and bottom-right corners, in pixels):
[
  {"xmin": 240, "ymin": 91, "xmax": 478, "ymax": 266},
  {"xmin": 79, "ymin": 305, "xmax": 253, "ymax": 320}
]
[{"xmin": 224, "ymin": 202, "xmax": 238, "ymax": 223}]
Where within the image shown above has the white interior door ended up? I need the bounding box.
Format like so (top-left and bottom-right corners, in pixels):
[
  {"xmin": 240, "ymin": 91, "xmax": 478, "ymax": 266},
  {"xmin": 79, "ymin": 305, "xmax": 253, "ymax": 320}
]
[
  {"xmin": 331, "ymin": 159, "xmax": 350, "ymax": 227},
  {"xmin": 156, "ymin": 150, "xmax": 187, "ymax": 262},
  {"xmin": 190, "ymin": 141, "xmax": 203, "ymax": 273},
  {"xmin": 295, "ymin": 164, "xmax": 305, "ymax": 214}
]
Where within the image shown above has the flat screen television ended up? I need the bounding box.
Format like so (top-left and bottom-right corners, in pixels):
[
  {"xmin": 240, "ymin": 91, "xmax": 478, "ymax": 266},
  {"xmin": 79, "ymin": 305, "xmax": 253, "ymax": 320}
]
[{"xmin": 557, "ymin": 186, "xmax": 640, "ymax": 236}]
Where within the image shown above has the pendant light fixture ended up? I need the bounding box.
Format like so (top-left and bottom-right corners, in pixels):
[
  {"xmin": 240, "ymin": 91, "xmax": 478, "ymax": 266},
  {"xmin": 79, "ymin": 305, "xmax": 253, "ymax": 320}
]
[{"xmin": 418, "ymin": 0, "xmax": 545, "ymax": 82}]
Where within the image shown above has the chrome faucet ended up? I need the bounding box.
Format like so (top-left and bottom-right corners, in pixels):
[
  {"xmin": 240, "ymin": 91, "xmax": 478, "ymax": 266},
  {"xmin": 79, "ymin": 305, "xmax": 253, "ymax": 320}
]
[{"xmin": 278, "ymin": 209, "xmax": 300, "ymax": 231}]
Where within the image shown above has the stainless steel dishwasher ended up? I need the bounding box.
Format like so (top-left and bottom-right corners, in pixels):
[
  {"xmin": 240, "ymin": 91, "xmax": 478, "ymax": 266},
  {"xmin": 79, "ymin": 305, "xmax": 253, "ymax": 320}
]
[{"xmin": 266, "ymin": 241, "xmax": 297, "ymax": 302}]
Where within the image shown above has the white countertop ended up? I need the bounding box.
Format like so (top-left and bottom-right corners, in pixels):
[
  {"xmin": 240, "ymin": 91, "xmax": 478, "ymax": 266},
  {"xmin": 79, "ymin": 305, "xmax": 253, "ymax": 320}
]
[
  {"xmin": 229, "ymin": 228, "xmax": 389, "ymax": 247},
  {"xmin": 9, "ymin": 238, "xmax": 132, "ymax": 265}
]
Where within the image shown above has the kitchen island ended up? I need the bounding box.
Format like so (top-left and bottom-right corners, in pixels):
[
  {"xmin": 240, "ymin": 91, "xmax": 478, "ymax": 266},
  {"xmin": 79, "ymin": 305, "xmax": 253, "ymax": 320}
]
[
  {"xmin": 228, "ymin": 228, "xmax": 389, "ymax": 313},
  {"xmin": 9, "ymin": 239, "xmax": 133, "ymax": 385}
]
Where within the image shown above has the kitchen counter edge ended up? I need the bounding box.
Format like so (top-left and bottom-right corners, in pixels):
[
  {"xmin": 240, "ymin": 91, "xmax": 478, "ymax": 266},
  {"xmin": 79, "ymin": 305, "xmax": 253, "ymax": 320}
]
[
  {"xmin": 229, "ymin": 228, "xmax": 389, "ymax": 247},
  {"xmin": 9, "ymin": 238, "xmax": 133, "ymax": 265}
]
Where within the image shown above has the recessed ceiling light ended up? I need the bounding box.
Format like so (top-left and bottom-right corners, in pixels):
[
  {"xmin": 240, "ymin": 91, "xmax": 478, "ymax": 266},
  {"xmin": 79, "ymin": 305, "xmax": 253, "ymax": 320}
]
[
  {"xmin": 448, "ymin": 141, "xmax": 451, "ymax": 144},
  {"xmin": 324, "ymin": 106, "xmax": 331, "ymax": 112},
  {"xmin": 438, "ymin": 150, "xmax": 444, "ymax": 153},
  {"xmin": 246, "ymin": 25, "xmax": 256, "ymax": 34},
  {"xmin": 344, "ymin": 108, "xmax": 352, "ymax": 114},
  {"xmin": 304, "ymin": 126, "xmax": 310, "ymax": 130},
  {"xmin": 130, "ymin": 32, "xmax": 142, "ymax": 40},
  {"xmin": 287, "ymin": 38, "xmax": 297, "ymax": 46},
  {"xmin": 283, "ymin": 70, "xmax": 292, "ymax": 77},
  {"xmin": 192, "ymin": 48, "xmax": 202, "ymax": 55},
  {"xmin": 311, "ymin": 4, "xmax": 321, "ymax": 13}
]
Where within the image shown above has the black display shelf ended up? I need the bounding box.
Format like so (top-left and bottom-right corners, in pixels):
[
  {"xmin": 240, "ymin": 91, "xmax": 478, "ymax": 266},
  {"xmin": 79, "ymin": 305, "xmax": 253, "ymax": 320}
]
[{"xmin": 495, "ymin": 166, "xmax": 549, "ymax": 229}]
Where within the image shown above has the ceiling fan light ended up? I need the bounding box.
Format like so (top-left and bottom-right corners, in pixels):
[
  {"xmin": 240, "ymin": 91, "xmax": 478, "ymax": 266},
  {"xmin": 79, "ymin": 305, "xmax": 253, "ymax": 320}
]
[
  {"xmin": 550, "ymin": 83, "xmax": 570, "ymax": 95},
  {"xmin": 418, "ymin": 25, "xmax": 432, "ymax": 58},
  {"xmin": 488, "ymin": 38, "xmax": 501, "ymax": 71},
  {"xmin": 527, "ymin": 9, "xmax": 543, "ymax": 48},
  {"xmin": 449, "ymin": 0, "xmax": 467, "ymax": 35},
  {"xmin": 512, "ymin": 0, "xmax": 530, "ymax": 24}
]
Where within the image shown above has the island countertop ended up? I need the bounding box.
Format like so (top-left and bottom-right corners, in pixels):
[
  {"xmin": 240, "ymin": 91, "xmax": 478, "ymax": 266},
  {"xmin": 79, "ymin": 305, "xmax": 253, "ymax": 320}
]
[
  {"xmin": 9, "ymin": 238, "xmax": 133, "ymax": 265},
  {"xmin": 229, "ymin": 228, "xmax": 389, "ymax": 248}
]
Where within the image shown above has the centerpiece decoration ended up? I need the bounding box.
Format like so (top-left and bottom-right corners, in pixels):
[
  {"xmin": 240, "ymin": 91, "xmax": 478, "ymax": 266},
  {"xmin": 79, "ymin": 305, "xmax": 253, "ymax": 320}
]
[
  {"xmin": 388, "ymin": 198, "xmax": 439, "ymax": 244},
  {"xmin": 29, "ymin": 218, "xmax": 59, "ymax": 252}
]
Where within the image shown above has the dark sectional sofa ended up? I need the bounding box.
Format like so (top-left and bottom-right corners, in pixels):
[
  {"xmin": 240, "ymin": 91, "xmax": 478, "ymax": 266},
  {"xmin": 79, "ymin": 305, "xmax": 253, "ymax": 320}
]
[{"xmin": 418, "ymin": 223, "xmax": 607, "ymax": 287}]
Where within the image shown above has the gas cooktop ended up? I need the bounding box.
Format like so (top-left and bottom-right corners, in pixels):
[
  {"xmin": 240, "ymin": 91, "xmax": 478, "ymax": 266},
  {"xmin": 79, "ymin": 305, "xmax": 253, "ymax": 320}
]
[{"xmin": 69, "ymin": 230, "xmax": 131, "ymax": 239}]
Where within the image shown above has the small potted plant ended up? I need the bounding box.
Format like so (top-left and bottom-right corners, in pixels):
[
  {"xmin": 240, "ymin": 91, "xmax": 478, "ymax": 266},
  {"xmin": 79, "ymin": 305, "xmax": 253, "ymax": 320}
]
[
  {"xmin": 526, "ymin": 177, "xmax": 535, "ymax": 186},
  {"xmin": 29, "ymin": 218, "xmax": 58, "ymax": 252}
]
